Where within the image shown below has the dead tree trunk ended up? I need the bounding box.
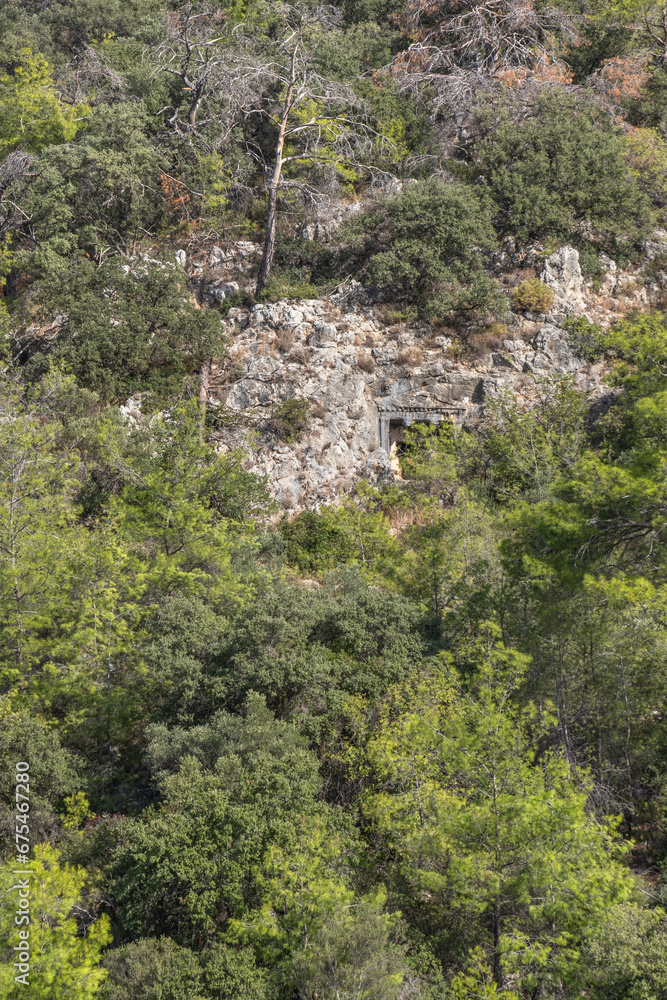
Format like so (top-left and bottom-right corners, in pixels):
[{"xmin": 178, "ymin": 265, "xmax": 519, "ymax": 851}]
[
  {"xmin": 187, "ymin": 80, "xmax": 204, "ymax": 130},
  {"xmin": 255, "ymin": 44, "xmax": 298, "ymax": 298}
]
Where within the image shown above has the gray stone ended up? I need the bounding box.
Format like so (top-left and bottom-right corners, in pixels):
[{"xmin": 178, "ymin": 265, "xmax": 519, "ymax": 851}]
[
  {"xmin": 541, "ymin": 246, "xmax": 586, "ymax": 316},
  {"xmin": 364, "ymin": 447, "xmax": 395, "ymax": 486},
  {"xmin": 307, "ymin": 321, "xmax": 337, "ymax": 347},
  {"xmin": 532, "ymin": 324, "xmax": 579, "ymax": 372},
  {"xmin": 209, "ymin": 246, "xmax": 230, "ymax": 266},
  {"xmin": 212, "ymin": 281, "xmax": 240, "ymax": 303},
  {"xmin": 280, "ymin": 306, "xmax": 304, "ymax": 329},
  {"xmin": 236, "ymin": 241, "xmax": 260, "ymax": 257},
  {"xmin": 642, "ymin": 230, "xmax": 667, "ymax": 261},
  {"xmin": 491, "ymin": 353, "xmax": 519, "ymax": 370},
  {"xmin": 119, "ymin": 394, "xmax": 143, "ymax": 424},
  {"xmin": 214, "ymin": 281, "xmax": 612, "ymax": 513},
  {"xmin": 226, "ymin": 307, "xmax": 249, "ymax": 327}
]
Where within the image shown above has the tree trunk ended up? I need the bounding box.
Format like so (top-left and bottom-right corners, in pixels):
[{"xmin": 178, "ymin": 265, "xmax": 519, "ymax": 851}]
[
  {"xmin": 188, "ymin": 86, "xmax": 202, "ymax": 130},
  {"xmin": 255, "ymin": 43, "xmax": 298, "ymax": 298},
  {"xmin": 255, "ymin": 182, "xmax": 279, "ymax": 297},
  {"xmin": 198, "ymin": 357, "xmax": 211, "ymax": 445},
  {"xmin": 493, "ymin": 901, "xmax": 503, "ymax": 988},
  {"xmin": 492, "ymin": 767, "xmax": 503, "ymax": 989}
]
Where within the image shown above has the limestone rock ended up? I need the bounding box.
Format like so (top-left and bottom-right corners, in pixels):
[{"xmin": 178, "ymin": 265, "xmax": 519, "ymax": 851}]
[
  {"xmin": 642, "ymin": 230, "xmax": 667, "ymax": 261},
  {"xmin": 209, "ymin": 246, "xmax": 231, "ymax": 266},
  {"xmin": 541, "ymin": 247, "xmax": 586, "ymax": 316},
  {"xmin": 364, "ymin": 447, "xmax": 395, "ymax": 486},
  {"xmin": 307, "ymin": 322, "xmax": 337, "ymax": 347},
  {"xmin": 210, "ymin": 286, "xmax": 609, "ymax": 514},
  {"xmin": 119, "ymin": 394, "xmax": 143, "ymax": 424},
  {"xmin": 236, "ymin": 241, "xmax": 260, "ymax": 257},
  {"xmin": 211, "ymin": 281, "xmax": 240, "ymax": 303},
  {"xmin": 491, "ymin": 352, "xmax": 520, "ymax": 370},
  {"xmin": 522, "ymin": 324, "xmax": 580, "ymax": 373}
]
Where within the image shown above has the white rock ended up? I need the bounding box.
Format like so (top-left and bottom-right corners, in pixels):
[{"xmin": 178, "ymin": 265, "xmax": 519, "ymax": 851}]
[
  {"xmin": 642, "ymin": 230, "xmax": 667, "ymax": 261},
  {"xmin": 532, "ymin": 324, "xmax": 580, "ymax": 372},
  {"xmin": 209, "ymin": 246, "xmax": 230, "ymax": 266},
  {"xmin": 280, "ymin": 306, "xmax": 304, "ymax": 329},
  {"xmin": 212, "ymin": 281, "xmax": 240, "ymax": 303},
  {"xmin": 235, "ymin": 241, "xmax": 261, "ymax": 257},
  {"xmin": 541, "ymin": 246, "xmax": 586, "ymax": 316},
  {"xmin": 214, "ymin": 289, "xmax": 611, "ymax": 513},
  {"xmin": 119, "ymin": 394, "xmax": 143, "ymax": 424},
  {"xmin": 364, "ymin": 447, "xmax": 395, "ymax": 486}
]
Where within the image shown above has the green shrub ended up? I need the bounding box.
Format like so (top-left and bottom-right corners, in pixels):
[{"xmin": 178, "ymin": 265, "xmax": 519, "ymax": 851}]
[
  {"xmin": 353, "ymin": 72, "xmax": 433, "ymax": 166},
  {"xmin": 103, "ymin": 939, "xmax": 203, "ymax": 1000},
  {"xmin": 563, "ymin": 316, "xmax": 607, "ymax": 361},
  {"xmin": 341, "ymin": 0, "xmax": 405, "ymax": 24},
  {"xmin": 22, "ymin": 259, "xmax": 225, "ymax": 404},
  {"xmin": 0, "ymin": 711, "xmax": 83, "ymax": 855},
  {"xmin": 630, "ymin": 65, "xmax": 667, "ymax": 133},
  {"xmin": 269, "ymin": 397, "xmax": 311, "ymax": 442},
  {"xmin": 341, "ymin": 179, "xmax": 503, "ymax": 318},
  {"xmin": 564, "ymin": 22, "xmax": 633, "ymax": 83},
  {"xmin": 468, "ymin": 91, "xmax": 652, "ymax": 245},
  {"xmin": 259, "ymin": 274, "xmax": 320, "ymax": 303},
  {"xmin": 13, "ymin": 103, "xmax": 166, "ymax": 274},
  {"xmin": 268, "ymin": 234, "xmax": 341, "ymax": 296},
  {"xmin": 511, "ymin": 277, "xmax": 555, "ymax": 313},
  {"xmin": 578, "ymin": 245, "xmax": 608, "ymax": 285},
  {"xmin": 103, "ymin": 938, "xmax": 269, "ymax": 1000},
  {"xmin": 313, "ymin": 23, "xmax": 398, "ymax": 81},
  {"xmin": 279, "ymin": 510, "xmax": 356, "ymax": 572}
]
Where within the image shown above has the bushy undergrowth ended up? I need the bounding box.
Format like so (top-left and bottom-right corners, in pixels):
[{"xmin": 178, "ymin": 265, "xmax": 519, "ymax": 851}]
[
  {"xmin": 2, "ymin": 2, "xmax": 667, "ymax": 998},
  {"xmin": 511, "ymin": 277, "xmax": 555, "ymax": 313},
  {"xmin": 341, "ymin": 179, "xmax": 505, "ymax": 318}
]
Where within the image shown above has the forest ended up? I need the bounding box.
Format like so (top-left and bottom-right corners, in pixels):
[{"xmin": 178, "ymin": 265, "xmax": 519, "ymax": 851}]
[{"xmin": 1, "ymin": 0, "xmax": 667, "ymax": 997}]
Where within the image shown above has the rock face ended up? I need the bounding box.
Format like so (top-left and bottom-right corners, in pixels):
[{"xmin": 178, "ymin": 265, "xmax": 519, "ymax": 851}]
[
  {"xmin": 164, "ymin": 239, "xmax": 665, "ymax": 513},
  {"xmin": 541, "ymin": 247, "xmax": 587, "ymax": 317},
  {"xmin": 201, "ymin": 259, "xmax": 611, "ymax": 513}
]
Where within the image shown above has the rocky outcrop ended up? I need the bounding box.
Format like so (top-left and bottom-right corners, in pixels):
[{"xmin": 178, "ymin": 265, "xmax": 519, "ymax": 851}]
[
  {"xmin": 165, "ymin": 238, "xmax": 667, "ymax": 513},
  {"xmin": 541, "ymin": 247, "xmax": 587, "ymax": 317},
  {"xmin": 204, "ymin": 269, "xmax": 607, "ymax": 513}
]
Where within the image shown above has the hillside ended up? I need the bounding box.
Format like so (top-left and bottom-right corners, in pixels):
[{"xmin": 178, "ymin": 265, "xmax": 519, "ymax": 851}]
[{"xmin": 2, "ymin": 1, "xmax": 667, "ymax": 999}]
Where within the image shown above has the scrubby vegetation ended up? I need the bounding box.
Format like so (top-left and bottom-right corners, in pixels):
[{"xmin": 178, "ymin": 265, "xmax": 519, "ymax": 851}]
[
  {"xmin": 2, "ymin": 1, "xmax": 667, "ymax": 999},
  {"xmin": 511, "ymin": 276, "xmax": 556, "ymax": 312}
]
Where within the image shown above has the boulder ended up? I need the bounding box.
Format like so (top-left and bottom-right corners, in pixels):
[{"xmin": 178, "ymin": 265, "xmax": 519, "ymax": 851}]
[
  {"xmin": 307, "ymin": 321, "xmax": 338, "ymax": 347},
  {"xmin": 119, "ymin": 394, "xmax": 143, "ymax": 424},
  {"xmin": 279, "ymin": 306, "xmax": 305, "ymax": 329},
  {"xmin": 642, "ymin": 229, "xmax": 667, "ymax": 261},
  {"xmin": 530, "ymin": 323, "xmax": 580, "ymax": 372},
  {"xmin": 211, "ymin": 281, "xmax": 240, "ymax": 303},
  {"xmin": 236, "ymin": 241, "xmax": 260, "ymax": 257},
  {"xmin": 491, "ymin": 352, "xmax": 520, "ymax": 370}
]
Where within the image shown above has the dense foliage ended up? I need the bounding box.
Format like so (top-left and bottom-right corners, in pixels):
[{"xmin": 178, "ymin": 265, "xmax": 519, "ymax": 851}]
[{"xmin": 2, "ymin": 0, "xmax": 667, "ymax": 998}]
